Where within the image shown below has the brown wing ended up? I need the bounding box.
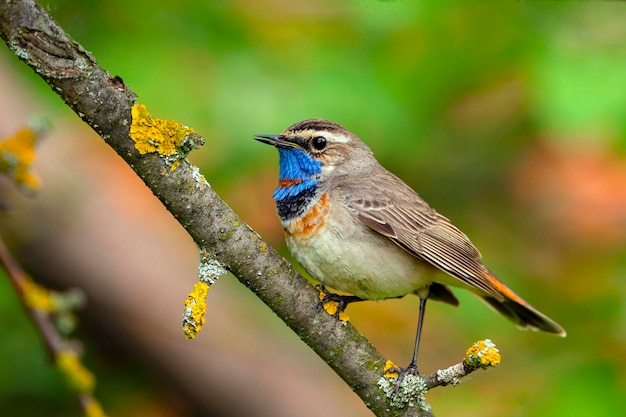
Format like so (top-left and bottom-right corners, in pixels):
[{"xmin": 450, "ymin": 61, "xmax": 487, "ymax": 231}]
[
  {"xmin": 342, "ymin": 173, "xmax": 504, "ymax": 300},
  {"xmin": 342, "ymin": 172, "xmax": 566, "ymax": 336}
]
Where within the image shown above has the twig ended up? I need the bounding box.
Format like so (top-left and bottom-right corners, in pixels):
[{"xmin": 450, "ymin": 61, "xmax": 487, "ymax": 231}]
[
  {"xmin": 378, "ymin": 340, "xmax": 501, "ymax": 415},
  {"xmin": 0, "ymin": 236, "xmax": 107, "ymax": 416},
  {"xmin": 0, "ymin": 236, "xmax": 64, "ymax": 357}
]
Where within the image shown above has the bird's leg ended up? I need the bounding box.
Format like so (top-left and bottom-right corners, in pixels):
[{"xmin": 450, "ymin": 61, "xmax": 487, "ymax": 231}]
[
  {"xmin": 315, "ymin": 284, "xmax": 363, "ymax": 320},
  {"xmin": 389, "ymin": 286, "xmax": 430, "ymax": 389},
  {"xmin": 408, "ymin": 294, "xmax": 428, "ymax": 373}
]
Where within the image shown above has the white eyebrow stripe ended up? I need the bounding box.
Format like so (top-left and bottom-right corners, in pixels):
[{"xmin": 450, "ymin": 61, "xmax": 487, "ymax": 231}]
[
  {"xmin": 295, "ymin": 129, "xmax": 352, "ymax": 144},
  {"xmin": 326, "ymin": 132, "xmax": 351, "ymax": 143}
]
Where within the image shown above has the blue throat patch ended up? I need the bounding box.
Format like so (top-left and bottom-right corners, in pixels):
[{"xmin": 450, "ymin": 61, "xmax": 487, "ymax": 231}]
[
  {"xmin": 273, "ymin": 148, "xmax": 321, "ymax": 201},
  {"xmin": 272, "ymin": 148, "xmax": 322, "ymax": 220}
]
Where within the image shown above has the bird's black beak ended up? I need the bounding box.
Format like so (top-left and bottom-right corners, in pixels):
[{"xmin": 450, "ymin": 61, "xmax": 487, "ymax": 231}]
[{"xmin": 253, "ymin": 134, "xmax": 299, "ymax": 149}]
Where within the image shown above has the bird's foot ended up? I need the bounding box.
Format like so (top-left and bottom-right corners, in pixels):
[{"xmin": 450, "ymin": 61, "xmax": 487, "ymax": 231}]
[
  {"xmin": 395, "ymin": 363, "xmax": 420, "ymax": 387},
  {"xmin": 381, "ymin": 361, "xmax": 429, "ymax": 410},
  {"xmin": 385, "ymin": 360, "xmax": 420, "ymax": 382},
  {"xmin": 315, "ymin": 285, "xmax": 362, "ymax": 322}
]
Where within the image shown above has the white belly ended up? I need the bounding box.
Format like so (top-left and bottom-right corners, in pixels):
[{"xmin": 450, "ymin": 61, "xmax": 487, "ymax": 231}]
[{"xmin": 284, "ymin": 213, "xmax": 434, "ymax": 300}]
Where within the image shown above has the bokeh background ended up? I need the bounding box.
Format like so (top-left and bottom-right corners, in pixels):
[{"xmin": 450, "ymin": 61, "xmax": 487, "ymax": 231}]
[{"xmin": 1, "ymin": 1, "xmax": 625, "ymax": 416}]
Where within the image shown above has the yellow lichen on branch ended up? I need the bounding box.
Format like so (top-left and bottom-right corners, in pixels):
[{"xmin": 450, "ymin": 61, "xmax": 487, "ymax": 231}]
[
  {"xmin": 22, "ymin": 275, "xmax": 56, "ymax": 312},
  {"xmin": 464, "ymin": 339, "xmax": 501, "ymax": 369},
  {"xmin": 182, "ymin": 281, "xmax": 209, "ymax": 339},
  {"xmin": 56, "ymin": 350, "xmax": 110, "ymax": 417},
  {"xmin": 56, "ymin": 350, "xmax": 96, "ymax": 394},
  {"xmin": 182, "ymin": 251, "xmax": 228, "ymax": 339},
  {"xmin": 0, "ymin": 127, "xmax": 40, "ymax": 191},
  {"xmin": 130, "ymin": 104, "xmax": 194, "ymax": 158},
  {"xmin": 379, "ymin": 339, "xmax": 501, "ymax": 410},
  {"xmin": 84, "ymin": 398, "xmax": 108, "ymax": 417}
]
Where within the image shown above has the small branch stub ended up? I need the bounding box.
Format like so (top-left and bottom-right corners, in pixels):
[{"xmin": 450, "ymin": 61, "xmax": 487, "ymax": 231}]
[
  {"xmin": 464, "ymin": 339, "xmax": 501, "ymax": 369},
  {"xmin": 378, "ymin": 340, "xmax": 501, "ymax": 412},
  {"xmin": 0, "ymin": 235, "xmax": 106, "ymax": 417},
  {"xmin": 182, "ymin": 249, "xmax": 228, "ymax": 339}
]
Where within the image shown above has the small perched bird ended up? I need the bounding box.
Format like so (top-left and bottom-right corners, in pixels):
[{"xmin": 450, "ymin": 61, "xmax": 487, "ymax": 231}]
[{"xmin": 254, "ymin": 119, "xmax": 565, "ymax": 375}]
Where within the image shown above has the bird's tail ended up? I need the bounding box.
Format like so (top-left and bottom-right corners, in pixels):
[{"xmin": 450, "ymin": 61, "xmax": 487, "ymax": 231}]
[{"xmin": 479, "ymin": 272, "xmax": 566, "ymax": 337}]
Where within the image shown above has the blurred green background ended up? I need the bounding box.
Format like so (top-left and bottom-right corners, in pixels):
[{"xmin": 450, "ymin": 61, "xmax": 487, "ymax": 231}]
[{"xmin": 1, "ymin": 1, "xmax": 625, "ymax": 416}]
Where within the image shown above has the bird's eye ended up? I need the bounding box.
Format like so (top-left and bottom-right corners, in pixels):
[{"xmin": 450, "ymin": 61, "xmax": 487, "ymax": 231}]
[{"xmin": 311, "ymin": 136, "xmax": 327, "ymax": 151}]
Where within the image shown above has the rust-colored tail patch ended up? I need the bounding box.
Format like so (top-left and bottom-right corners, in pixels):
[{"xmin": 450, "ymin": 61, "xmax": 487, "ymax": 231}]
[
  {"xmin": 482, "ymin": 272, "xmax": 527, "ymax": 306},
  {"xmin": 479, "ymin": 272, "xmax": 566, "ymax": 336}
]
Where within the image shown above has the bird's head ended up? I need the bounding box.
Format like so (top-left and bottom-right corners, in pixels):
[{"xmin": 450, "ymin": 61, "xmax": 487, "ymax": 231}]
[{"xmin": 254, "ymin": 119, "xmax": 375, "ymax": 188}]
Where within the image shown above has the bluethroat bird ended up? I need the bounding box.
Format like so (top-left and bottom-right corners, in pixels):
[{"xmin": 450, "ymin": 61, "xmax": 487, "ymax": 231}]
[{"xmin": 254, "ymin": 119, "xmax": 566, "ymax": 376}]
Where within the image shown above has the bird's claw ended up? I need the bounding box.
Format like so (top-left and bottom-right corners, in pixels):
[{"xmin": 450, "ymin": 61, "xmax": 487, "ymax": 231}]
[
  {"xmin": 381, "ymin": 362, "xmax": 429, "ymax": 409},
  {"xmin": 315, "ymin": 285, "xmax": 361, "ymax": 322},
  {"xmin": 384, "ymin": 361, "xmax": 422, "ymax": 393}
]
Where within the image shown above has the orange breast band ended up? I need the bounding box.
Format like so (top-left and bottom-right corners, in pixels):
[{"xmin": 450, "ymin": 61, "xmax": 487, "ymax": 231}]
[{"xmin": 284, "ymin": 193, "xmax": 330, "ymax": 239}]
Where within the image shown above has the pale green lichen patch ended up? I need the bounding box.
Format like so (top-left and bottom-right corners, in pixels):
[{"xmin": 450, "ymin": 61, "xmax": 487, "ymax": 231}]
[
  {"xmin": 436, "ymin": 366, "xmax": 462, "ymax": 386},
  {"xmin": 189, "ymin": 165, "xmax": 209, "ymax": 187},
  {"xmin": 197, "ymin": 250, "xmax": 228, "ymax": 285},
  {"xmin": 10, "ymin": 40, "xmax": 30, "ymax": 60},
  {"xmin": 378, "ymin": 373, "xmax": 430, "ymax": 411}
]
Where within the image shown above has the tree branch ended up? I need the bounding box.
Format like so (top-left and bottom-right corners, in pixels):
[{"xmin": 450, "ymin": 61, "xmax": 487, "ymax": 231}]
[
  {"xmin": 0, "ymin": 235, "xmax": 107, "ymax": 416},
  {"xmin": 0, "ymin": 1, "xmax": 498, "ymax": 415}
]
